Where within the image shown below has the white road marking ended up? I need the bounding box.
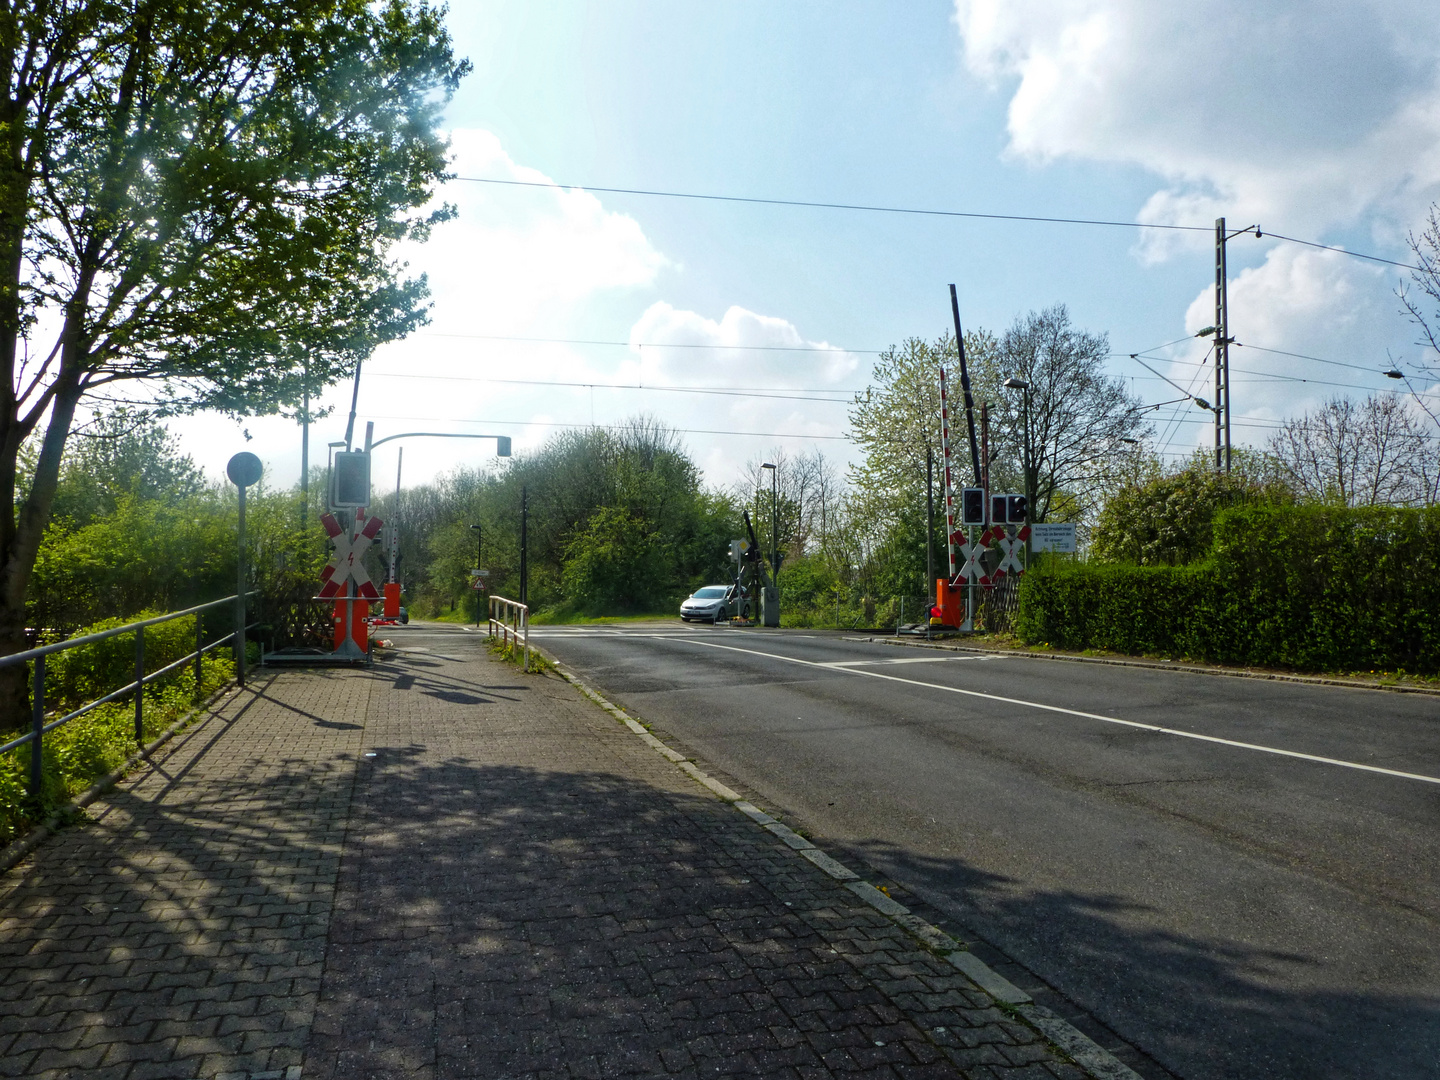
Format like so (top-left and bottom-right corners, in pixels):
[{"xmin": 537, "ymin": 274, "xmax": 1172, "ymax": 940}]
[
  {"xmin": 635, "ymin": 635, "xmax": 1440, "ymax": 787},
  {"xmin": 817, "ymin": 656, "xmax": 1001, "ymax": 668}
]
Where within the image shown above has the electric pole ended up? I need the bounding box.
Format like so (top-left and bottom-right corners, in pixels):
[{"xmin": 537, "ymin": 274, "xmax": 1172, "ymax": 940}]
[
  {"xmin": 1214, "ymin": 217, "xmax": 1231, "ymax": 473},
  {"xmin": 519, "ymin": 486, "xmax": 528, "ymax": 608}
]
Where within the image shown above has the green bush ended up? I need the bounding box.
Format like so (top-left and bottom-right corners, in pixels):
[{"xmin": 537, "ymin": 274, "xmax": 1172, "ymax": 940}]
[
  {"xmin": 44, "ymin": 612, "xmax": 205, "ymax": 709},
  {"xmin": 1, "ymin": 615, "xmax": 236, "ymax": 845},
  {"xmin": 1017, "ymin": 505, "xmax": 1440, "ymax": 672}
]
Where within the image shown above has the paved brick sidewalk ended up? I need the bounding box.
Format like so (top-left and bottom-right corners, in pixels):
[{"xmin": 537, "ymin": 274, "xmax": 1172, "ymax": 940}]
[
  {"xmin": 2, "ymin": 629, "xmax": 1083, "ymax": 1080},
  {"xmin": 0, "ymin": 670, "xmax": 371, "ymax": 1079}
]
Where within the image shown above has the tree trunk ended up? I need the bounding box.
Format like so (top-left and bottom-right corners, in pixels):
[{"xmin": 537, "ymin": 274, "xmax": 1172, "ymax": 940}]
[{"xmin": 0, "ymin": 375, "xmax": 84, "ymax": 731}]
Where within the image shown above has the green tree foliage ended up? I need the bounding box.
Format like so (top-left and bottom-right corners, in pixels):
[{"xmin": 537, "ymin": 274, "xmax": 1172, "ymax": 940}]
[
  {"xmin": 847, "ymin": 332, "xmax": 998, "ymax": 541},
  {"xmin": 0, "ymin": 0, "xmax": 467, "ymax": 723},
  {"xmin": 378, "ymin": 418, "xmax": 741, "ymax": 618},
  {"xmin": 1091, "ymin": 449, "xmax": 1293, "ymax": 565},
  {"xmin": 49, "ymin": 411, "xmax": 204, "ymax": 526},
  {"xmin": 1019, "ymin": 505, "xmax": 1440, "ymax": 673}
]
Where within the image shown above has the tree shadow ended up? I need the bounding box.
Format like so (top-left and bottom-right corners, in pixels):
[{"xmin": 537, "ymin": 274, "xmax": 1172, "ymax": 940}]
[
  {"xmin": 836, "ymin": 834, "xmax": 1440, "ymax": 1080},
  {"xmin": 5, "ymin": 693, "xmax": 1436, "ymax": 1080}
]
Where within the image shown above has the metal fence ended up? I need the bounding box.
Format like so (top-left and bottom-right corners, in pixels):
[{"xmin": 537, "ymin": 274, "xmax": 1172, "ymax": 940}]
[
  {"xmin": 0, "ymin": 594, "xmax": 256, "ymax": 800},
  {"xmin": 487, "ymin": 595, "xmax": 529, "ymax": 672}
]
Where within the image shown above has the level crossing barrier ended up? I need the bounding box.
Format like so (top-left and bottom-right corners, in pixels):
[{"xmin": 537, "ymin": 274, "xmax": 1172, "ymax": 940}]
[
  {"xmin": 0, "ymin": 593, "xmax": 258, "ymax": 801},
  {"xmin": 487, "ymin": 595, "xmax": 529, "ymax": 673}
]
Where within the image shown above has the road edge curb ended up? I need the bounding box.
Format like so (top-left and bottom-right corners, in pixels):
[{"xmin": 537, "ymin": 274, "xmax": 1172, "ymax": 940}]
[{"xmin": 535, "ymin": 643, "xmax": 1143, "ymax": 1080}]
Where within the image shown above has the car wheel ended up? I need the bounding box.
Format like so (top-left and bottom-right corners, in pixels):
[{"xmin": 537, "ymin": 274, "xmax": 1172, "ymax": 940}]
[{"xmin": 712, "ymin": 608, "xmax": 725, "ymax": 624}]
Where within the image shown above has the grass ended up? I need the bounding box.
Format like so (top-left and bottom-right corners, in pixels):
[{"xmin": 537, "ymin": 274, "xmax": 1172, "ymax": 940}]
[
  {"xmin": 1, "ymin": 659, "xmax": 235, "ymax": 846},
  {"xmin": 486, "ymin": 636, "xmax": 553, "ymax": 673}
]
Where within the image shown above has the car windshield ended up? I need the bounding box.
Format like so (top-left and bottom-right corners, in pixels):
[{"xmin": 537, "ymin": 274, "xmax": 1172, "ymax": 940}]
[{"xmin": 692, "ymin": 587, "xmax": 727, "ymax": 599}]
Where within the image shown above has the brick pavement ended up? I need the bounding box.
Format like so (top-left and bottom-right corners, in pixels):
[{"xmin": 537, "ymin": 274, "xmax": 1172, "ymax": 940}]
[{"xmin": 1, "ymin": 629, "xmax": 1085, "ymax": 1080}]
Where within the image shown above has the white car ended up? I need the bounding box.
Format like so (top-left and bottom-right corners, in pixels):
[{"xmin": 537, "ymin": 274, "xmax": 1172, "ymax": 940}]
[{"xmin": 680, "ymin": 585, "xmax": 735, "ymax": 623}]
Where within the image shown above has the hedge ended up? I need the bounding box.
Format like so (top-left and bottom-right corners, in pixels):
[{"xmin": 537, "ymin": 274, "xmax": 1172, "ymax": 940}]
[{"xmin": 1016, "ymin": 505, "xmax": 1440, "ymax": 673}]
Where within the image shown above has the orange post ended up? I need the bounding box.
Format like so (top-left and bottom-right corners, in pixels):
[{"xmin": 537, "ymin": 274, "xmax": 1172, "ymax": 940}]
[
  {"xmin": 935, "ymin": 579, "xmax": 963, "ymax": 629},
  {"xmin": 334, "ymin": 598, "xmax": 369, "ymax": 650},
  {"xmin": 384, "ymin": 582, "xmax": 401, "ymax": 618}
]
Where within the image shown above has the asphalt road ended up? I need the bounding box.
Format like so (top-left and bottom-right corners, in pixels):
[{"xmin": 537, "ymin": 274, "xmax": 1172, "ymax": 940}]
[{"xmin": 524, "ymin": 622, "xmax": 1440, "ymax": 1080}]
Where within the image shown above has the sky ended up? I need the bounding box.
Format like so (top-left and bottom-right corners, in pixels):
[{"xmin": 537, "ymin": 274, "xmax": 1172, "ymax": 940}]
[{"xmin": 168, "ymin": 0, "xmax": 1440, "ymax": 496}]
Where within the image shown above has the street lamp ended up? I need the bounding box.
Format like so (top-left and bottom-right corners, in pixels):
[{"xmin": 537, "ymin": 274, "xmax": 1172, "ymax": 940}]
[
  {"xmin": 760, "ymin": 463, "xmax": 778, "ymax": 586},
  {"xmin": 1002, "ymin": 378, "xmax": 1033, "ymax": 522}
]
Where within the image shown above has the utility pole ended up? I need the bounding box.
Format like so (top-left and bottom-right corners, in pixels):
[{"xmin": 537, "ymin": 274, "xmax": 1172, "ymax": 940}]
[
  {"xmin": 925, "ymin": 448, "xmax": 935, "ymax": 601},
  {"xmin": 1215, "ymin": 217, "xmax": 1232, "ymax": 474},
  {"xmin": 300, "ymin": 389, "xmax": 309, "ymax": 523},
  {"xmin": 949, "ymin": 285, "xmax": 983, "ymax": 487},
  {"xmin": 519, "ymin": 486, "xmax": 528, "ymax": 608},
  {"xmin": 979, "ymin": 402, "xmax": 990, "ymax": 500}
]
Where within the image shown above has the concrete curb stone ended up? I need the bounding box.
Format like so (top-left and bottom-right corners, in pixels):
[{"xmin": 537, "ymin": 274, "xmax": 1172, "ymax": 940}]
[{"xmin": 541, "ymin": 644, "xmax": 1146, "ymax": 1080}]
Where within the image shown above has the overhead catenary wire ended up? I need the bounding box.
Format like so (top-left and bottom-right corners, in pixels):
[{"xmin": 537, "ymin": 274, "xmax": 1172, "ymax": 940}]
[
  {"xmin": 458, "ymin": 176, "xmax": 1210, "ymax": 233},
  {"xmin": 462, "ymin": 176, "xmax": 1424, "ymax": 272},
  {"xmin": 365, "ymin": 371, "xmax": 858, "ymax": 404},
  {"xmin": 416, "ymin": 331, "xmax": 883, "ymax": 354}
]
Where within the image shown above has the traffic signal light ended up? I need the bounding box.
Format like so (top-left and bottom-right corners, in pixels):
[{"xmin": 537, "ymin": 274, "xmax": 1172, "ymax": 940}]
[
  {"xmin": 990, "ymin": 493, "xmax": 1008, "ymax": 526},
  {"xmin": 961, "ymin": 488, "xmax": 985, "ymax": 525},
  {"xmin": 1007, "ymin": 494, "xmax": 1028, "ymax": 523},
  {"xmin": 331, "ymin": 451, "xmax": 371, "ymax": 508}
]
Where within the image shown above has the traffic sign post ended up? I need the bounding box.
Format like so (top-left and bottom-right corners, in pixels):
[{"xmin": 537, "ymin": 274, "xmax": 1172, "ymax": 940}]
[
  {"xmin": 319, "ymin": 508, "xmax": 383, "ymax": 659},
  {"xmin": 1030, "ymin": 522, "xmax": 1077, "ymax": 553},
  {"xmin": 226, "ymin": 452, "xmax": 263, "ymax": 686}
]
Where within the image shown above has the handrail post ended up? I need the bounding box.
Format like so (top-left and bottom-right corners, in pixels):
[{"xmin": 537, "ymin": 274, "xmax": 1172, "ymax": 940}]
[
  {"xmin": 29, "ymin": 654, "xmax": 45, "ymax": 801},
  {"xmin": 194, "ymin": 613, "xmax": 204, "ymax": 696},
  {"xmin": 134, "ymin": 625, "xmax": 145, "ymax": 745}
]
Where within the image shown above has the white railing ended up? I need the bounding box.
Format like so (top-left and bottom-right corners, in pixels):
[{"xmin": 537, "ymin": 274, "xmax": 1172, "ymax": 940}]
[{"xmin": 487, "ymin": 595, "xmax": 530, "ymax": 672}]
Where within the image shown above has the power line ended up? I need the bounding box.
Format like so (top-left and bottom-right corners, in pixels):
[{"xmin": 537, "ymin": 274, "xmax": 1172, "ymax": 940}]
[
  {"xmin": 1234, "ymin": 341, "xmax": 1403, "ymax": 376},
  {"xmin": 366, "ymin": 371, "xmax": 857, "ymax": 404},
  {"xmin": 1127, "ymin": 350, "xmax": 1412, "ymax": 397},
  {"xmin": 458, "ymin": 176, "xmax": 1210, "ymax": 232},
  {"xmin": 462, "ymin": 176, "xmax": 1423, "ymax": 271},
  {"xmin": 417, "ymin": 331, "xmax": 882, "ymax": 354},
  {"xmin": 1259, "ymin": 230, "xmax": 1420, "ymax": 272},
  {"xmin": 365, "ymin": 413, "xmax": 855, "ymax": 442}
]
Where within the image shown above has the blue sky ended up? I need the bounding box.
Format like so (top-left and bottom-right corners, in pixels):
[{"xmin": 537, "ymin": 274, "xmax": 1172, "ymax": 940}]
[{"xmin": 175, "ymin": 1, "xmax": 1440, "ymax": 492}]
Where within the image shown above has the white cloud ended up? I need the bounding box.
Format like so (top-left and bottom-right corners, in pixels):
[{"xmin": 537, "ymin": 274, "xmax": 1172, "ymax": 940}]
[
  {"xmin": 621, "ymin": 303, "xmax": 864, "ymax": 483},
  {"xmin": 409, "ymin": 128, "xmax": 669, "ymax": 332},
  {"xmin": 1147, "ymin": 245, "xmax": 1404, "ymax": 454},
  {"xmin": 953, "ymin": 0, "xmax": 1440, "ymax": 252},
  {"xmin": 169, "ymin": 128, "xmax": 673, "ymax": 489},
  {"xmin": 168, "ymin": 136, "xmax": 864, "ymax": 494}
]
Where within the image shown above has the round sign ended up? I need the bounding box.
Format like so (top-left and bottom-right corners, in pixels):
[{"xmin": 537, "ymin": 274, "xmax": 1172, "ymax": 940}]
[{"xmin": 226, "ymin": 451, "xmax": 263, "ymax": 488}]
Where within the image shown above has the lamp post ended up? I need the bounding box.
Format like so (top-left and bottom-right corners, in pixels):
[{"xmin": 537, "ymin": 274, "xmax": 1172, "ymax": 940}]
[
  {"xmin": 760, "ymin": 462, "xmax": 778, "ymax": 585},
  {"xmin": 1002, "ymin": 378, "xmax": 1033, "ymax": 521}
]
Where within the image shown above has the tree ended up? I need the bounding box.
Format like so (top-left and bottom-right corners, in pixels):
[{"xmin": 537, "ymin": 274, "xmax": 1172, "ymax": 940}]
[
  {"xmin": 0, "ymin": 1, "xmax": 467, "ymax": 722},
  {"xmin": 1400, "ymin": 206, "xmax": 1440, "ymax": 430},
  {"xmin": 1092, "ymin": 448, "xmax": 1292, "ymax": 565},
  {"xmin": 1268, "ymin": 395, "xmax": 1434, "ymax": 506},
  {"xmin": 48, "ymin": 410, "xmax": 203, "ymax": 526},
  {"xmin": 972, "ymin": 306, "xmax": 1150, "ymax": 525},
  {"xmin": 846, "ymin": 331, "xmax": 1000, "ymax": 571}
]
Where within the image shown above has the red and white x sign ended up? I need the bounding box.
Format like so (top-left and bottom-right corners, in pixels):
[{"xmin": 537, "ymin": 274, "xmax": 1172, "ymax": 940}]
[{"xmin": 319, "ymin": 510, "xmax": 383, "ymax": 599}]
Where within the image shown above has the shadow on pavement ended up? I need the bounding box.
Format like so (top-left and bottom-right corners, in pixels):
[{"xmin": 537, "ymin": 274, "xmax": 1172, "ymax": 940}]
[{"xmin": 840, "ymin": 835, "xmax": 1440, "ymax": 1080}]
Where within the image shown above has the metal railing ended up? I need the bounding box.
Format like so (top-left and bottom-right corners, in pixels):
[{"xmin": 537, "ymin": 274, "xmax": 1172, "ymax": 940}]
[
  {"xmin": 487, "ymin": 595, "xmax": 529, "ymax": 672},
  {"xmin": 0, "ymin": 593, "xmax": 257, "ymax": 800}
]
